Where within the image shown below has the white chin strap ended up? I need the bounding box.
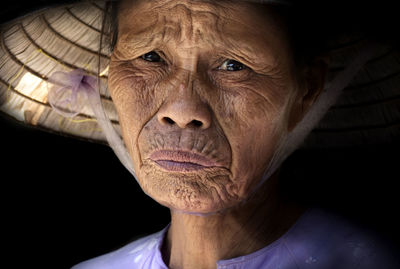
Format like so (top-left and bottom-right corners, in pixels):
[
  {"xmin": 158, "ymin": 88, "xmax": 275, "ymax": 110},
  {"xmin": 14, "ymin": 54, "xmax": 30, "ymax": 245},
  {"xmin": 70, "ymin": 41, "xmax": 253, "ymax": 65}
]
[
  {"xmin": 254, "ymin": 42, "xmax": 385, "ymax": 191},
  {"xmin": 47, "ymin": 69, "xmax": 137, "ymax": 180},
  {"xmin": 85, "ymin": 84, "xmax": 137, "ymax": 179}
]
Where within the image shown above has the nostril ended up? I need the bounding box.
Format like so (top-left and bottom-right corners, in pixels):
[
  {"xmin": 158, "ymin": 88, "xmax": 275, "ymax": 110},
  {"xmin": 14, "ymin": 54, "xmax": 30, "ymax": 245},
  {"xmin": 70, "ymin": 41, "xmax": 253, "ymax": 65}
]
[
  {"xmin": 163, "ymin": 117, "xmax": 175, "ymax": 125},
  {"xmin": 190, "ymin": 120, "xmax": 203, "ymax": 128},
  {"xmin": 159, "ymin": 116, "xmax": 207, "ymax": 128}
]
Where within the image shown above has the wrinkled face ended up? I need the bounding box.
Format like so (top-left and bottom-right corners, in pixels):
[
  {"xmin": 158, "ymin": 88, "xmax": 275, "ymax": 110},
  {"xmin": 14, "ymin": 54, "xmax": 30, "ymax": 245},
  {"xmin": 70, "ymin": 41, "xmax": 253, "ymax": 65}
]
[{"xmin": 109, "ymin": 0, "xmax": 303, "ymax": 214}]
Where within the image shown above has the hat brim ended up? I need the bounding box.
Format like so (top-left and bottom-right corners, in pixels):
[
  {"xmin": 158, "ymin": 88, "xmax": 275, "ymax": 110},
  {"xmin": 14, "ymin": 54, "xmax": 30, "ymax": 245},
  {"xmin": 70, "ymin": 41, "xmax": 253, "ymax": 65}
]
[{"xmin": 0, "ymin": 0, "xmax": 399, "ymax": 148}]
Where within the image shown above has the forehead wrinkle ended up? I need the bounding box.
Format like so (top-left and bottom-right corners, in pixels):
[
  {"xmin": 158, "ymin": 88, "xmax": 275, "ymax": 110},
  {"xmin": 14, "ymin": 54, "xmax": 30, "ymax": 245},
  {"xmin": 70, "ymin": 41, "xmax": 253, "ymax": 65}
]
[
  {"xmin": 117, "ymin": 0, "xmax": 283, "ymax": 71},
  {"xmin": 118, "ymin": 0, "xmax": 232, "ymax": 43},
  {"xmin": 139, "ymin": 0, "xmax": 233, "ymax": 14},
  {"xmin": 117, "ymin": 25, "xmax": 179, "ymax": 54},
  {"xmin": 170, "ymin": 4, "xmax": 194, "ymax": 43},
  {"xmin": 119, "ymin": 9, "xmax": 235, "ymax": 54},
  {"xmin": 152, "ymin": 3, "xmax": 221, "ymax": 45}
]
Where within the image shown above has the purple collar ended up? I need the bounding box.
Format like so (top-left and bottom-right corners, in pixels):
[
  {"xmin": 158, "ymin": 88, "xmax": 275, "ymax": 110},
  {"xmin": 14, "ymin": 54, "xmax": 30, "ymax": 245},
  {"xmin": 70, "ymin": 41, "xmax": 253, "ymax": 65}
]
[{"xmin": 72, "ymin": 208, "xmax": 399, "ymax": 269}]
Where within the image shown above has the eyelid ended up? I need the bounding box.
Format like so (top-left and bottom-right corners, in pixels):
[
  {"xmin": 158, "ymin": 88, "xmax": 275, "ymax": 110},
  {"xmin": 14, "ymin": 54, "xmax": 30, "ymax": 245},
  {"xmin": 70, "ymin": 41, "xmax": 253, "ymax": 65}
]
[
  {"xmin": 139, "ymin": 50, "xmax": 167, "ymax": 63},
  {"xmin": 217, "ymin": 59, "xmax": 248, "ymax": 71},
  {"xmin": 155, "ymin": 51, "xmax": 166, "ymax": 62},
  {"xmin": 141, "ymin": 50, "xmax": 164, "ymax": 63}
]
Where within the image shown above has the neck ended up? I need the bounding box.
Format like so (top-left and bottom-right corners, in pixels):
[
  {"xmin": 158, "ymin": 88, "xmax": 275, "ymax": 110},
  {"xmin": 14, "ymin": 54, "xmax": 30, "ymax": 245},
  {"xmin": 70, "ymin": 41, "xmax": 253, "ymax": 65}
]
[{"xmin": 162, "ymin": 172, "xmax": 306, "ymax": 269}]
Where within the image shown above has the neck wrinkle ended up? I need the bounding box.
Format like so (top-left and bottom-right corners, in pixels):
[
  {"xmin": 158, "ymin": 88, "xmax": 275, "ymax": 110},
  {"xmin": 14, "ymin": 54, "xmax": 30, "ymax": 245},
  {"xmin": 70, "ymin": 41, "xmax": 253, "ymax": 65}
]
[{"xmin": 162, "ymin": 172, "xmax": 306, "ymax": 269}]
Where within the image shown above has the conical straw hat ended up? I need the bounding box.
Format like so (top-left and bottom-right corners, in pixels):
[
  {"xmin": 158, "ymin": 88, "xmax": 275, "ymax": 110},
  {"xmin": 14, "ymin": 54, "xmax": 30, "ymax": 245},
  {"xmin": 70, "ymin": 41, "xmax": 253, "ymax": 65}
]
[
  {"xmin": 0, "ymin": 1, "xmax": 114, "ymax": 144},
  {"xmin": 0, "ymin": 0, "xmax": 399, "ymax": 149}
]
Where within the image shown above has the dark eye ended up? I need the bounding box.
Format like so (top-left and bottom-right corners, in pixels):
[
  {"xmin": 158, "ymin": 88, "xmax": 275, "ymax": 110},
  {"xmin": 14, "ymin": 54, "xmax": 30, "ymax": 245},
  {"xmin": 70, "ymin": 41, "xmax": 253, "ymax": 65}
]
[
  {"xmin": 141, "ymin": 51, "xmax": 164, "ymax": 62},
  {"xmin": 219, "ymin": 59, "xmax": 246, "ymax": 71}
]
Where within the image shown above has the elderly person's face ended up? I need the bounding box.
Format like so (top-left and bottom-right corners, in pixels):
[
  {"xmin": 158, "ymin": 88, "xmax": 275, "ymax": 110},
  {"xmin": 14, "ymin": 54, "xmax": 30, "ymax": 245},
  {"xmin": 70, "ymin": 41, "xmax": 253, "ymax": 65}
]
[{"xmin": 109, "ymin": 0, "xmax": 309, "ymax": 214}]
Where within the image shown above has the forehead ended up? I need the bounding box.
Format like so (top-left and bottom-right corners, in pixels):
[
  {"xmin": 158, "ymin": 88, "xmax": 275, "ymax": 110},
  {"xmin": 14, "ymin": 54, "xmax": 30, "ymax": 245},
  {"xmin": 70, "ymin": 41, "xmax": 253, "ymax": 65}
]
[
  {"xmin": 118, "ymin": 0, "xmax": 265, "ymax": 24},
  {"xmin": 116, "ymin": 0, "xmax": 289, "ymax": 57}
]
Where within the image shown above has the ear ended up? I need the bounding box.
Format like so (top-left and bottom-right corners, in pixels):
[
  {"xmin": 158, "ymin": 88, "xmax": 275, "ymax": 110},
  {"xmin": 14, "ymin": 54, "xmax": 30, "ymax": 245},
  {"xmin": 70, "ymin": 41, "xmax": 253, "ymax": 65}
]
[{"xmin": 287, "ymin": 56, "xmax": 330, "ymax": 132}]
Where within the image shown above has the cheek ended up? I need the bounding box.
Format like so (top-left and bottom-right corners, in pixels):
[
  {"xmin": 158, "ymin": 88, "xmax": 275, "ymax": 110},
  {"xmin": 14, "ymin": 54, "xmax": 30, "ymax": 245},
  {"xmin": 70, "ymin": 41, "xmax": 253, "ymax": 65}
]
[
  {"xmin": 214, "ymin": 77, "xmax": 291, "ymax": 140},
  {"xmin": 108, "ymin": 61, "xmax": 164, "ymax": 162},
  {"xmin": 109, "ymin": 61, "xmax": 161, "ymax": 112},
  {"xmin": 212, "ymin": 79, "xmax": 292, "ymax": 195},
  {"xmin": 211, "ymin": 73, "xmax": 291, "ymax": 127}
]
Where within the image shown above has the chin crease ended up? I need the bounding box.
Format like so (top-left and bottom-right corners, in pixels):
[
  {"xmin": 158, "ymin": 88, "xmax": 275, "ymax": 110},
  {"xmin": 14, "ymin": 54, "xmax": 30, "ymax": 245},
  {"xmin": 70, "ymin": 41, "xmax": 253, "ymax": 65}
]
[{"xmin": 138, "ymin": 163, "xmax": 239, "ymax": 213}]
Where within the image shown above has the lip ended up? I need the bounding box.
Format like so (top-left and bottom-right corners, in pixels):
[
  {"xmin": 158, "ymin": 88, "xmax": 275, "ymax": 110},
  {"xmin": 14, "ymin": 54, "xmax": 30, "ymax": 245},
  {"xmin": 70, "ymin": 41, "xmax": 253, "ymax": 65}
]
[{"xmin": 149, "ymin": 150, "xmax": 219, "ymax": 172}]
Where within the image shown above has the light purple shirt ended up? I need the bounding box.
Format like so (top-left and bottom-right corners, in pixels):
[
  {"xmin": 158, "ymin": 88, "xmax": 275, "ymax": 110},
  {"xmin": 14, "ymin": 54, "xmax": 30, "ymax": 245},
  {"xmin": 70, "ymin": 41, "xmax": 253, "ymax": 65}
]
[{"xmin": 71, "ymin": 208, "xmax": 399, "ymax": 269}]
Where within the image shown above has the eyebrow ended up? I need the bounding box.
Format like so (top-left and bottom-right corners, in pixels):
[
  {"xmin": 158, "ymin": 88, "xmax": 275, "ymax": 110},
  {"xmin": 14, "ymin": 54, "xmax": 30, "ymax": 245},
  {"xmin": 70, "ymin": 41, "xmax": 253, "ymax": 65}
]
[
  {"xmin": 117, "ymin": 29, "xmax": 276, "ymax": 70},
  {"xmin": 118, "ymin": 34, "xmax": 160, "ymax": 51}
]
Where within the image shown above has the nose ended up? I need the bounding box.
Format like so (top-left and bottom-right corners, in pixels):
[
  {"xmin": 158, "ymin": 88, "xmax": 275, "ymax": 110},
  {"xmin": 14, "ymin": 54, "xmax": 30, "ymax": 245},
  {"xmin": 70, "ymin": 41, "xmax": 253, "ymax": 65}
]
[{"xmin": 157, "ymin": 84, "xmax": 211, "ymax": 129}]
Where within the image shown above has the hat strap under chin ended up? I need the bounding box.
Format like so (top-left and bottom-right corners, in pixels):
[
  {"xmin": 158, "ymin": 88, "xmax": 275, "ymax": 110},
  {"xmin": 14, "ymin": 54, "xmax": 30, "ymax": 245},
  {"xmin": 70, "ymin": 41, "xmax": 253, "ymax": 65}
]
[
  {"xmin": 85, "ymin": 81, "xmax": 137, "ymax": 179},
  {"xmin": 254, "ymin": 41, "xmax": 387, "ymax": 191},
  {"xmin": 47, "ymin": 69, "xmax": 137, "ymax": 180}
]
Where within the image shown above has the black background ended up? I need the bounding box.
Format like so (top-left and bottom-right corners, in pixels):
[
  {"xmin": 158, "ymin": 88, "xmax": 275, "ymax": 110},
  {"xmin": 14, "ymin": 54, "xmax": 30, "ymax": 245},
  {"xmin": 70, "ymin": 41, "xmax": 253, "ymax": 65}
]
[
  {"xmin": 3, "ymin": 113, "xmax": 399, "ymax": 269},
  {"xmin": 1, "ymin": 1, "xmax": 399, "ymax": 268}
]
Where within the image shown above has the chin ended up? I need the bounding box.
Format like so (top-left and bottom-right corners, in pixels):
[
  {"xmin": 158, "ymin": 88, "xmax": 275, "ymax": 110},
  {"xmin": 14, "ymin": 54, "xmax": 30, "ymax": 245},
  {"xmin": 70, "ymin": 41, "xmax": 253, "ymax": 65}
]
[
  {"xmin": 157, "ymin": 193, "xmax": 235, "ymax": 216},
  {"xmin": 137, "ymin": 162, "xmax": 241, "ymax": 215}
]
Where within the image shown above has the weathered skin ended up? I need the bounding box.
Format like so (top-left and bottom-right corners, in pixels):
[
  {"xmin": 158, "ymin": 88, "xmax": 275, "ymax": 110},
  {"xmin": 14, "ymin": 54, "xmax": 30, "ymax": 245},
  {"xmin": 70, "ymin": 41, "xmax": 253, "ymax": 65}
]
[{"xmin": 108, "ymin": 0, "xmax": 325, "ymax": 268}]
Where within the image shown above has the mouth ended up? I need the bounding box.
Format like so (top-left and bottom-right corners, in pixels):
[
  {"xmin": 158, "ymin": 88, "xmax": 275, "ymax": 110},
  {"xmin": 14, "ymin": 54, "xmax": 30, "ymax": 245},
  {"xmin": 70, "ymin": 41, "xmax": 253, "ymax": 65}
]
[{"xmin": 149, "ymin": 150, "xmax": 219, "ymax": 172}]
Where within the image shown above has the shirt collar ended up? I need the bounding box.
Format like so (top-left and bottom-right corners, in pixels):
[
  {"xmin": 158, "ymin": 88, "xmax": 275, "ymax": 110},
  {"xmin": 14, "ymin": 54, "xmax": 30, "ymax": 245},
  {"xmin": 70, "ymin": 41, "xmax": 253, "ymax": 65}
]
[{"xmin": 153, "ymin": 223, "xmax": 290, "ymax": 269}]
